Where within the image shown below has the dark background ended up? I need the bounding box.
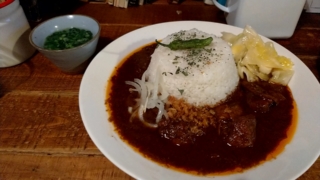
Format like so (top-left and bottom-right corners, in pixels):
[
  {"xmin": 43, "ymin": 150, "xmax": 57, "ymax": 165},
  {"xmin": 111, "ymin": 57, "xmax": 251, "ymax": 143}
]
[{"xmin": 20, "ymin": 0, "xmax": 83, "ymax": 22}]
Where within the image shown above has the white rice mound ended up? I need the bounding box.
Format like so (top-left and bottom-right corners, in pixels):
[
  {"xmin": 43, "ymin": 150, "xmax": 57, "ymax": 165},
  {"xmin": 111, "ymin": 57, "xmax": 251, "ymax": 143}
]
[{"xmin": 145, "ymin": 28, "xmax": 239, "ymax": 106}]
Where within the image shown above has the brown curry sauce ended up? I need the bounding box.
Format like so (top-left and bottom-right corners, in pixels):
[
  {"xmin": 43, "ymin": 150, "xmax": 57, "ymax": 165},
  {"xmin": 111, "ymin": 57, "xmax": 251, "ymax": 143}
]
[{"xmin": 106, "ymin": 43, "xmax": 297, "ymax": 175}]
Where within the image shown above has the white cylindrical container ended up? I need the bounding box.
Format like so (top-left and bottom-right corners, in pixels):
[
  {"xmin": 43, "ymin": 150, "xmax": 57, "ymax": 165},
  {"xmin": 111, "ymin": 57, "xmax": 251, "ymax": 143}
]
[
  {"xmin": 212, "ymin": 0, "xmax": 306, "ymax": 39},
  {"xmin": 0, "ymin": 0, "xmax": 36, "ymax": 67}
]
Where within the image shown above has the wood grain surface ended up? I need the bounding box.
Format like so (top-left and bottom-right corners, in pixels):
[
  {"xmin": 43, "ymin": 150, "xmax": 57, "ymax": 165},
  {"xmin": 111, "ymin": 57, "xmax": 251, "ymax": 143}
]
[{"xmin": 0, "ymin": 1, "xmax": 319, "ymax": 179}]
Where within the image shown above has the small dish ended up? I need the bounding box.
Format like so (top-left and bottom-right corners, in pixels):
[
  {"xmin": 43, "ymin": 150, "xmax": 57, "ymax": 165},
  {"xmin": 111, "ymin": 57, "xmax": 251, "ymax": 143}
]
[{"xmin": 29, "ymin": 14, "xmax": 100, "ymax": 74}]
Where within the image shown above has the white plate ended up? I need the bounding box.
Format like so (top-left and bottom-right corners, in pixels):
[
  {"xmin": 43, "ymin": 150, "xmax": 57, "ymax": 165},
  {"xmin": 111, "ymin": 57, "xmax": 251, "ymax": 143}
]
[{"xmin": 79, "ymin": 21, "xmax": 320, "ymax": 180}]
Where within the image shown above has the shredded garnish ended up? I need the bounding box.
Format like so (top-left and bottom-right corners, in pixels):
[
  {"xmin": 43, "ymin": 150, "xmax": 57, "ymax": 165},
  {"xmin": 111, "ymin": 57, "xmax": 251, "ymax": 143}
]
[
  {"xmin": 125, "ymin": 68, "xmax": 169, "ymax": 128},
  {"xmin": 221, "ymin": 25, "xmax": 294, "ymax": 85}
]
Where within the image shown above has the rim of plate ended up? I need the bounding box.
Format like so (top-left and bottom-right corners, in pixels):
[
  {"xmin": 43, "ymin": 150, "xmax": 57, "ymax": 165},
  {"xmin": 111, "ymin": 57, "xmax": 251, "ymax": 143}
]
[{"xmin": 79, "ymin": 21, "xmax": 320, "ymax": 180}]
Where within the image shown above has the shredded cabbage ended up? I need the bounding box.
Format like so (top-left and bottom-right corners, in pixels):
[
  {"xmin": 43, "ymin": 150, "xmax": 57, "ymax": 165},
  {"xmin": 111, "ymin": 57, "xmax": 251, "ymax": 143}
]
[{"xmin": 221, "ymin": 26, "xmax": 294, "ymax": 85}]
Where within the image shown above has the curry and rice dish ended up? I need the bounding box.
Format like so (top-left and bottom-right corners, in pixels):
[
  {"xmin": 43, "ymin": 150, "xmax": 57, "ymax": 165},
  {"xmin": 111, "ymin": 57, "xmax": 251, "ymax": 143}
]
[{"xmin": 106, "ymin": 27, "xmax": 296, "ymax": 174}]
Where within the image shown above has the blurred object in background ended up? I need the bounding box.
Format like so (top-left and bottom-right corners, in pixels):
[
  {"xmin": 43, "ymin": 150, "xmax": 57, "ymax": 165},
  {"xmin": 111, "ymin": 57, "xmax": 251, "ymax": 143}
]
[
  {"xmin": 205, "ymin": 0, "xmax": 225, "ymax": 6},
  {"xmin": 217, "ymin": 0, "xmax": 226, "ymax": 5},
  {"xmin": 20, "ymin": 0, "xmax": 82, "ymax": 22},
  {"xmin": 212, "ymin": 0, "xmax": 306, "ymax": 39},
  {"xmin": 89, "ymin": 0, "xmax": 107, "ymax": 3},
  {"xmin": 0, "ymin": 0, "xmax": 36, "ymax": 67},
  {"xmin": 167, "ymin": 0, "xmax": 182, "ymax": 4},
  {"xmin": 305, "ymin": 0, "xmax": 320, "ymax": 13},
  {"xmin": 20, "ymin": 0, "xmax": 42, "ymax": 22}
]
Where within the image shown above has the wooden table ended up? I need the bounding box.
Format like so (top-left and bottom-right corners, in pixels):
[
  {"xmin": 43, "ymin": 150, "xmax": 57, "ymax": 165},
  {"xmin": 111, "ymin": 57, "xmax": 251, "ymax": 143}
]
[{"xmin": 1, "ymin": 1, "xmax": 319, "ymax": 179}]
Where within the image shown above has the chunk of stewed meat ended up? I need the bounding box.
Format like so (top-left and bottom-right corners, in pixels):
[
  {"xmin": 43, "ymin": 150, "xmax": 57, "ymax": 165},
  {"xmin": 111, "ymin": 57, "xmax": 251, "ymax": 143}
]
[
  {"xmin": 241, "ymin": 81, "xmax": 286, "ymax": 113},
  {"xmin": 245, "ymin": 91, "xmax": 273, "ymax": 113},
  {"xmin": 218, "ymin": 115, "xmax": 256, "ymax": 148},
  {"xmin": 158, "ymin": 96, "xmax": 215, "ymax": 146},
  {"xmin": 241, "ymin": 81, "xmax": 285, "ymax": 103},
  {"xmin": 158, "ymin": 119, "xmax": 205, "ymax": 145},
  {"xmin": 214, "ymin": 102, "xmax": 243, "ymax": 121}
]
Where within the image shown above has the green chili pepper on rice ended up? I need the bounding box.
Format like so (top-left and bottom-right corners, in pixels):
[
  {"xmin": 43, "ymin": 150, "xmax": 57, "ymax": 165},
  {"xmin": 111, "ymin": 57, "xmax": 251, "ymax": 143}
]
[{"xmin": 155, "ymin": 37, "xmax": 213, "ymax": 50}]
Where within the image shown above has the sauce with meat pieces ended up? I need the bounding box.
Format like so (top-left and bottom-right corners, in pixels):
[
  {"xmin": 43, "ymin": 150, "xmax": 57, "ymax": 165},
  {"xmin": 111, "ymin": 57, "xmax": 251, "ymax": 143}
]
[{"xmin": 106, "ymin": 43, "xmax": 295, "ymax": 174}]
